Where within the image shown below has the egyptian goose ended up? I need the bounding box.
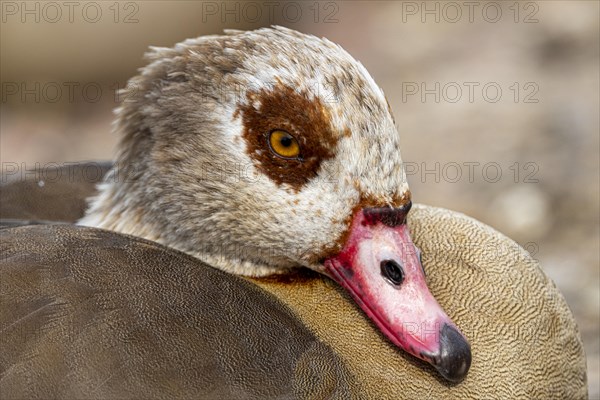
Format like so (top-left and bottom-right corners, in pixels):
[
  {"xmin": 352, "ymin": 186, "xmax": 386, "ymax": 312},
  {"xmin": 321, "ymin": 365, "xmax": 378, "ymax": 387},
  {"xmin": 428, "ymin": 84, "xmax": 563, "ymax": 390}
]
[
  {"xmin": 0, "ymin": 27, "xmax": 587, "ymax": 398},
  {"xmin": 78, "ymin": 25, "xmax": 470, "ymax": 382}
]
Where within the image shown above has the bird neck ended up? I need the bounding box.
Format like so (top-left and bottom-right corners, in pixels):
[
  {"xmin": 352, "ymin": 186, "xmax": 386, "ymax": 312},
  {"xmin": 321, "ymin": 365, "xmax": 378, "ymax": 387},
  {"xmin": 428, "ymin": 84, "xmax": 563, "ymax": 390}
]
[{"xmin": 79, "ymin": 175, "xmax": 291, "ymax": 278}]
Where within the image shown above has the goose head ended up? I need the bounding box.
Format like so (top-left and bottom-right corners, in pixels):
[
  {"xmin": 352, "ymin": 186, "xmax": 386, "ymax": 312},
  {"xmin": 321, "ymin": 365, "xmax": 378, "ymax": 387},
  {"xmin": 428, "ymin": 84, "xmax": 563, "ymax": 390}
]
[{"xmin": 80, "ymin": 26, "xmax": 471, "ymax": 382}]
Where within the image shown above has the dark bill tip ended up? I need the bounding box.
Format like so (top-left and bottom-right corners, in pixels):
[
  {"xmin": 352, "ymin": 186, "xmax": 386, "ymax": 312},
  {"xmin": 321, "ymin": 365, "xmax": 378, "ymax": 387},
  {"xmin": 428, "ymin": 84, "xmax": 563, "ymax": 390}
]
[{"xmin": 432, "ymin": 324, "xmax": 472, "ymax": 383}]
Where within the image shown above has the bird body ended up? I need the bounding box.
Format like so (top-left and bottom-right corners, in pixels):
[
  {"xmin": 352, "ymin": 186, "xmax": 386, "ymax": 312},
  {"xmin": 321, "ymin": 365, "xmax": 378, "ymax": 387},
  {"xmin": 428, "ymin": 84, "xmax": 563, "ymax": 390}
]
[
  {"xmin": 0, "ymin": 27, "xmax": 588, "ymax": 398},
  {"xmin": 0, "ymin": 189, "xmax": 587, "ymax": 398},
  {"xmin": 78, "ymin": 26, "xmax": 473, "ymax": 380}
]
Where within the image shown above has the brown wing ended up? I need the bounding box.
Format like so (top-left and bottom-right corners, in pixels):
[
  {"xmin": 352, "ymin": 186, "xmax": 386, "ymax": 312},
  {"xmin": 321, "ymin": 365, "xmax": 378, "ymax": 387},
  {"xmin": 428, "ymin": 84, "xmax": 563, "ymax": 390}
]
[
  {"xmin": 0, "ymin": 225, "xmax": 357, "ymax": 399},
  {"xmin": 0, "ymin": 162, "xmax": 111, "ymax": 222}
]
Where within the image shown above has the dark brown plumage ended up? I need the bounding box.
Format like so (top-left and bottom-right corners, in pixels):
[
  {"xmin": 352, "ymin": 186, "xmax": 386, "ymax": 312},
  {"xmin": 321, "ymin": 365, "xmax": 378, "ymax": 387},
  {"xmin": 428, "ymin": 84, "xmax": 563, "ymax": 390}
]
[{"xmin": 0, "ymin": 224, "xmax": 355, "ymax": 399}]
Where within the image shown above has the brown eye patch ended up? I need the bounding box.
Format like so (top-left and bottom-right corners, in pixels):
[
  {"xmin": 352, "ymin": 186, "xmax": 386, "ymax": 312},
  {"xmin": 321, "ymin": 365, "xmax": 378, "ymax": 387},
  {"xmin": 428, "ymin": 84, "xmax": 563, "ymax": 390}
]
[{"xmin": 235, "ymin": 82, "xmax": 338, "ymax": 191}]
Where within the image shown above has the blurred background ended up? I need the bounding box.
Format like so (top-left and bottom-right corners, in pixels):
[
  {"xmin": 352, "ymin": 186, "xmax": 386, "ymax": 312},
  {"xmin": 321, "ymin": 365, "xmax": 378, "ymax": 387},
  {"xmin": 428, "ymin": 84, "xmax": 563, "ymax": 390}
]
[{"xmin": 2, "ymin": 1, "xmax": 598, "ymax": 395}]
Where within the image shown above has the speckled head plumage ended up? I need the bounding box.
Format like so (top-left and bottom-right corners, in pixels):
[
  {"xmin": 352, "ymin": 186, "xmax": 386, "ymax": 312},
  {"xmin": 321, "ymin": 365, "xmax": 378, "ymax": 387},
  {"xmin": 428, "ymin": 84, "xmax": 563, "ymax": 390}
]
[
  {"xmin": 80, "ymin": 26, "xmax": 409, "ymax": 276},
  {"xmin": 80, "ymin": 27, "xmax": 472, "ymax": 382}
]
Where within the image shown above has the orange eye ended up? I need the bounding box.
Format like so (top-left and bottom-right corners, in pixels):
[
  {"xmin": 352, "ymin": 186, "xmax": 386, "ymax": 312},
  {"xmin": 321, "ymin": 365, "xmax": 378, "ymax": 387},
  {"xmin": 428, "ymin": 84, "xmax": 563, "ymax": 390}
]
[{"xmin": 268, "ymin": 130, "xmax": 300, "ymax": 159}]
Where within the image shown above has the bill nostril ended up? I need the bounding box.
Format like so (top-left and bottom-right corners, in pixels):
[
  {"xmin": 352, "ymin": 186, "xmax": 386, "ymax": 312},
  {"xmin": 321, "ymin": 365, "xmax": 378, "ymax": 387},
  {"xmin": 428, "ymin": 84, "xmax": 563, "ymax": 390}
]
[{"xmin": 381, "ymin": 260, "xmax": 404, "ymax": 286}]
